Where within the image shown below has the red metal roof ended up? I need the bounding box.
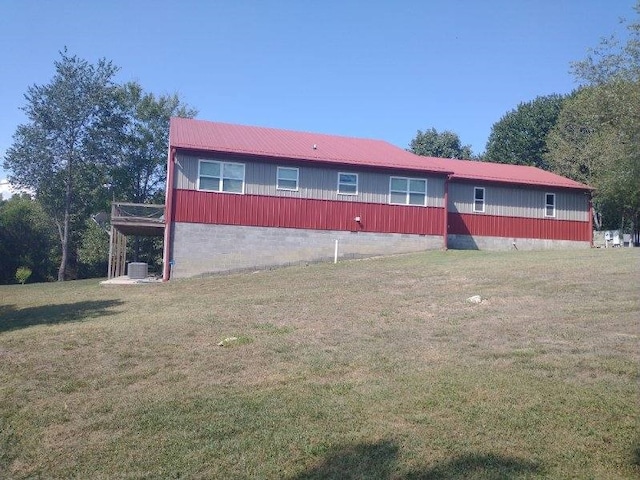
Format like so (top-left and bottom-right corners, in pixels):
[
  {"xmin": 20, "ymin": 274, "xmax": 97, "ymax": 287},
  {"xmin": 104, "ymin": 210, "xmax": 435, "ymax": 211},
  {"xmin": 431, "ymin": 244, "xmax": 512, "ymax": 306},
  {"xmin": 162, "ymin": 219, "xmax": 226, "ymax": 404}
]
[
  {"xmin": 170, "ymin": 118, "xmax": 592, "ymax": 191},
  {"xmin": 427, "ymin": 156, "xmax": 593, "ymax": 190},
  {"xmin": 170, "ymin": 117, "xmax": 453, "ymax": 175}
]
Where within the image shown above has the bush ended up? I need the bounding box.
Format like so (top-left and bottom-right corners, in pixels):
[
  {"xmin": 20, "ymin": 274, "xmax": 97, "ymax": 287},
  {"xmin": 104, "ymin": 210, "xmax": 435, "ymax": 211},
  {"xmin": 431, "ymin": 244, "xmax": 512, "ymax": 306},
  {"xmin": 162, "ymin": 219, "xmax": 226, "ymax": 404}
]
[{"xmin": 15, "ymin": 266, "xmax": 32, "ymax": 285}]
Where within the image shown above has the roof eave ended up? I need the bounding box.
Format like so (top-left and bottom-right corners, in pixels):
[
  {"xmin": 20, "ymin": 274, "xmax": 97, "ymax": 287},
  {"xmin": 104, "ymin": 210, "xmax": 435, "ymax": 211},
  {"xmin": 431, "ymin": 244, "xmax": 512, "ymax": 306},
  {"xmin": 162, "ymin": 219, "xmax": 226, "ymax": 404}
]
[
  {"xmin": 451, "ymin": 174, "xmax": 593, "ymax": 191},
  {"xmin": 171, "ymin": 143, "xmax": 454, "ymax": 177}
]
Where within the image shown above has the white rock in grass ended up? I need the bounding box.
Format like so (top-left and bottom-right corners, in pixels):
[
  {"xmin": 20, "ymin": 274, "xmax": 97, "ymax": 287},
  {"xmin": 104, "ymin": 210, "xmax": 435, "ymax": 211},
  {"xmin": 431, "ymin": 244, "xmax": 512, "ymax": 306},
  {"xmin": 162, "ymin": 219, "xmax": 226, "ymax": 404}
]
[
  {"xmin": 467, "ymin": 295, "xmax": 482, "ymax": 304},
  {"xmin": 218, "ymin": 337, "xmax": 238, "ymax": 346}
]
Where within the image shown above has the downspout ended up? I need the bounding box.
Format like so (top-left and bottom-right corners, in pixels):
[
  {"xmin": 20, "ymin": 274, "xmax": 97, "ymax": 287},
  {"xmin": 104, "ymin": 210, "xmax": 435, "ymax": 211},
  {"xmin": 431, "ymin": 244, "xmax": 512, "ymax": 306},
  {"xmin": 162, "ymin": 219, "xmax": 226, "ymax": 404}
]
[
  {"xmin": 588, "ymin": 192, "xmax": 594, "ymax": 247},
  {"xmin": 162, "ymin": 147, "xmax": 177, "ymax": 281},
  {"xmin": 443, "ymin": 175, "xmax": 450, "ymax": 250}
]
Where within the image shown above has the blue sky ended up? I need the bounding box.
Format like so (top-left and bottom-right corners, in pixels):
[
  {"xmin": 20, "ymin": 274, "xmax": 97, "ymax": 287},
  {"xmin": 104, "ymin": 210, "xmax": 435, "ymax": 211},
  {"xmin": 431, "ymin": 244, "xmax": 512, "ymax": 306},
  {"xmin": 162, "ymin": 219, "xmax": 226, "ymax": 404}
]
[{"xmin": 0, "ymin": 0, "xmax": 635, "ymax": 187}]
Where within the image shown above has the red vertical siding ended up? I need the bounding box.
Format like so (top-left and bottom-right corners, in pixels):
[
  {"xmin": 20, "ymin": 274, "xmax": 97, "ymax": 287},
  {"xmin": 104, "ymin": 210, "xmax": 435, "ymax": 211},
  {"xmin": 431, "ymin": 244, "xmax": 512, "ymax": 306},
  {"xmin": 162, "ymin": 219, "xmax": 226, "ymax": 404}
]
[
  {"xmin": 448, "ymin": 212, "xmax": 591, "ymax": 241},
  {"xmin": 173, "ymin": 189, "xmax": 444, "ymax": 235}
]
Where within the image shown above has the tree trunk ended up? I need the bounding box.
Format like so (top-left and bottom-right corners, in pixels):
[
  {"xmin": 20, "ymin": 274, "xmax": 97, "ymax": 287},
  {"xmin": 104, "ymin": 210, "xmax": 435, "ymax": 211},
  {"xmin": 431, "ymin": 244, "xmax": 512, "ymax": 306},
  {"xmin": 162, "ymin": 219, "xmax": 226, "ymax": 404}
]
[
  {"xmin": 58, "ymin": 155, "xmax": 73, "ymax": 281},
  {"xmin": 57, "ymin": 210, "xmax": 69, "ymax": 281},
  {"xmin": 54, "ymin": 218, "xmax": 64, "ymax": 278},
  {"xmin": 593, "ymin": 210, "xmax": 602, "ymax": 230}
]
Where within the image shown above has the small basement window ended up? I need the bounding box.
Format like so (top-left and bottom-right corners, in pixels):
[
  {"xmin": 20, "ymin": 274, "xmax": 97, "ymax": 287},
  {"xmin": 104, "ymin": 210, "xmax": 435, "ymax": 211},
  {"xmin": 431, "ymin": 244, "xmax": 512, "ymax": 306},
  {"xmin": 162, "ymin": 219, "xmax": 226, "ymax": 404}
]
[
  {"xmin": 473, "ymin": 187, "xmax": 485, "ymax": 212},
  {"xmin": 198, "ymin": 160, "xmax": 245, "ymax": 193},
  {"xmin": 389, "ymin": 177, "xmax": 427, "ymax": 206},
  {"xmin": 277, "ymin": 167, "xmax": 299, "ymax": 191},
  {"xmin": 545, "ymin": 193, "xmax": 556, "ymax": 217},
  {"xmin": 338, "ymin": 172, "xmax": 358, "ymax": 195}
]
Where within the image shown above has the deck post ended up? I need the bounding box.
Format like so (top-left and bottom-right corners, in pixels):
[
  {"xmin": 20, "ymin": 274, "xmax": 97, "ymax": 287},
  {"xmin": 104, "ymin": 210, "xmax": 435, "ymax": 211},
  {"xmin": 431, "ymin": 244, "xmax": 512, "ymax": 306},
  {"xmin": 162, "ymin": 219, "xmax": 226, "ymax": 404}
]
[{"xmin": 107, "ymin": 225, "xmax": 114, "ymax": 279}]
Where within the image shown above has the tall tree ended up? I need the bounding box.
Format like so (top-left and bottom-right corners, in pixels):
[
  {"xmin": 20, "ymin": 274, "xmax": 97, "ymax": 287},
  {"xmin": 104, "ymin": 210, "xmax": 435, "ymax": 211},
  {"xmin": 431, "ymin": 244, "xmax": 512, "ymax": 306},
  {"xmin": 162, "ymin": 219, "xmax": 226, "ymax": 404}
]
[
  {"xmin": 111, "ymin": 82, "xmax": 197, "ymax": 204},
  {"xmin": 547, "ymin": 83, "xmax": 640, "ymax": 232},
  {"xmin": 409, "ymin": 128, "xmax": 473, "ymax": 159},
  {"xmin": 4, "ymin": 50, "xmax": 125, "ymax": 280},
  {"xmin": 547, "ymin": 2, "xmax": 640, "ymax": 235},
  {"xmin": 484, "ymin": 94, "xmax": 566, "ymax": 169}
]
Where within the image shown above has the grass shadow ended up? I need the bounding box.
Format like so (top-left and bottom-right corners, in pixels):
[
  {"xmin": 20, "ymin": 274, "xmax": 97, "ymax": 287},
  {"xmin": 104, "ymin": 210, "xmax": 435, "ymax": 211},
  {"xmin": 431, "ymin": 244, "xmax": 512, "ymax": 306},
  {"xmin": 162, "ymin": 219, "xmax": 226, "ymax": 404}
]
[
  {"xmin": 406, "ymin": 453, "xmax": 543, "ymax": 479},
  {"xmin": 290, "ymin": 441, "xmax": 542, "ymax": 480},
  {"xmin": 290, "ymin": 440, "xmax": 399, "ymax": 479},
  {"xmin": 0, "ymin": 300, "xmax": 124, "ymax": 333}
]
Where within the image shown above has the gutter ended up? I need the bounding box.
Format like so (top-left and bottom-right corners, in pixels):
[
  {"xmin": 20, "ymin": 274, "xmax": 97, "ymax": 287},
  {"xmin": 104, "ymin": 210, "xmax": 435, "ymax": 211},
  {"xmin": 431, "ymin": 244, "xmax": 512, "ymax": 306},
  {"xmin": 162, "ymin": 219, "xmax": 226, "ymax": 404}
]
[
  {"xmin": 443, "ymin": 175, "xmax": 450, "ymax": 250},
  {"xmin": 162, "ymin": 147, "xmax": 177, "ymax": 281}
]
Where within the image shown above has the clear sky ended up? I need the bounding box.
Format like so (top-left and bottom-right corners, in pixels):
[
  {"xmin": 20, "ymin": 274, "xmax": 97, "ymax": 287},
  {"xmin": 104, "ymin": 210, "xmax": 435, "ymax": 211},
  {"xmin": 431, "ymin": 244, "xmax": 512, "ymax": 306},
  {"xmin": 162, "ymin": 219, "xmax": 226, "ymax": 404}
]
[{"xmin": 0, "ymin": 0, "xmax": 635, "ymax": 189}]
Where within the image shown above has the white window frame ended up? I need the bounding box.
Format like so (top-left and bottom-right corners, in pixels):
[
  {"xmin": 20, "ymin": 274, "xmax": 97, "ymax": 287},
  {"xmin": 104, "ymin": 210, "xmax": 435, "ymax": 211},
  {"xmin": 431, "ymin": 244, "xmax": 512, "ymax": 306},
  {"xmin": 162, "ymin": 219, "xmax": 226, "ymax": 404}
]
[
  {"xmin": 276, "ymin": 166, "xmax": 299, "ymax": 191},
  {"xmin": 197, "ymin": 159, "xmax": 245, "ymax": 194},
  {"xmin": 389, "ymin": 176, "xmax": 427, "ymax": 206},
  {"xmin": 545, "ymin": 193, "xmax": 556, "ymax": 218},
  {"xmin": 337, "ymin": 172, "xmax": 358, "ymax": 196},
  {"xmin": 473, "ymin": 187, "xmax": 485, "ymax": 213}
]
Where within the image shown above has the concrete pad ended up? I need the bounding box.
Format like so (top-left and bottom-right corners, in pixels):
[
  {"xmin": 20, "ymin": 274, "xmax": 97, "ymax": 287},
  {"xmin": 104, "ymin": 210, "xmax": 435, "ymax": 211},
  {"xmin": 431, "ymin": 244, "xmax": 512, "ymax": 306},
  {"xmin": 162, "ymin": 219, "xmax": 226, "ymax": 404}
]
[{"xmin": 100, "ymin": 275, "xmax": 162, "ymax": 285}]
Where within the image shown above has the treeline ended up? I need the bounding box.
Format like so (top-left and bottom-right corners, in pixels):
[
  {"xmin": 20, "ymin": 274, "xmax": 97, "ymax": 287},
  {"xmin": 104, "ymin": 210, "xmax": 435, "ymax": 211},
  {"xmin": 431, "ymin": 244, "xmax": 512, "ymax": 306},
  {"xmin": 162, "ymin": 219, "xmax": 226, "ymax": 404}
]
[{"xmin": 1, "ymin": 50, "xmax": 195, "ymax": 283}]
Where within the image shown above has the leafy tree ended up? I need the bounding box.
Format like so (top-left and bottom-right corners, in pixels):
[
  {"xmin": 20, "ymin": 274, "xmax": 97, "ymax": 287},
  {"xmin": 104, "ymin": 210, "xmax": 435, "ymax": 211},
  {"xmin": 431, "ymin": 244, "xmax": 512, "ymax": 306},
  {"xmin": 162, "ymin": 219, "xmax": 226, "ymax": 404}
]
[
  {"xmin": 409, "ymin": 128, "xmax": 473, "ymax": 159},
  {"xmin": 4, "ymin": 50, "xmax": 125, "ymax": 280},
  {"xmin": 546, "ymin": 2, "xmax": 640, "ymax": 236},
  {"xmin": 484, "ymin": 94, "xmax": 566, "ymax": 169},
  {"xmin": 0, "ymin": 194, "xmax": 56, "ymax": 284},
  {"xmin": 547, "ymin": 83, "xmax": 640, "ymax": 231},
  {"xmin": 111, "ymin": 82, "xmax": 197, "ymax": 204}
]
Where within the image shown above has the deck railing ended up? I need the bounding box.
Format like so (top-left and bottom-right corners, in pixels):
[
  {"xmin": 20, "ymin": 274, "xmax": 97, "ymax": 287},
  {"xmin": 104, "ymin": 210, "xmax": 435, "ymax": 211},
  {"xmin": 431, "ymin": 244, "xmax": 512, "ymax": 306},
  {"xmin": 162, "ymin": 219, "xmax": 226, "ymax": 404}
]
[{"xmin": 111, "ymin": 202, "xmax": 165, "ymax": 222}]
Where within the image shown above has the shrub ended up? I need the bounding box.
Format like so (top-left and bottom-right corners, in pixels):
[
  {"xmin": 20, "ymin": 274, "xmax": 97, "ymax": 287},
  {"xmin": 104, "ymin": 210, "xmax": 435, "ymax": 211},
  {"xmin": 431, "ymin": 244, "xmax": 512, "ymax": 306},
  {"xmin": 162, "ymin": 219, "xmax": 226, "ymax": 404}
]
[{"xmin": 15, "ymin": 266, "xmax": 32, "ymax": 285}]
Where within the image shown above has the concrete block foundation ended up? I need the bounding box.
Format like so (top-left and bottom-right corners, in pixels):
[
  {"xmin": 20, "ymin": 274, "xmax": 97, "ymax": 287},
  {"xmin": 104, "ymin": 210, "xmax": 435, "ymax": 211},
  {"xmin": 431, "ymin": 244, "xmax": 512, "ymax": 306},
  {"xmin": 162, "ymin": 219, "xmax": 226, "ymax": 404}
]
[
  {"xmin": 170, "ymin": 222, "xmax": 444, "ymax": 278},
  {"xmin": 168, "ymin": 223, "xmax": 592, "ymax": 279},
  {"xmin": 448, "ymin": 234, "xmax": 591, "ymax": 251}
]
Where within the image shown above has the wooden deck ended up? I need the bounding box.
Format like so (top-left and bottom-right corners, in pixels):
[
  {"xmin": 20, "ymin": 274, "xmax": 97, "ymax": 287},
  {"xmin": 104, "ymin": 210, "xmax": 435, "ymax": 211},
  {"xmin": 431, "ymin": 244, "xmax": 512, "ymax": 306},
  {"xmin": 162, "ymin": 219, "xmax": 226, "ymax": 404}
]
[
  {"xmin": 110, "ymin": 202, "xmax": 165, "ymax": 236},
  {"xmin": 108, "ymin": 202, "xmax": 165, "ymax": 279}
]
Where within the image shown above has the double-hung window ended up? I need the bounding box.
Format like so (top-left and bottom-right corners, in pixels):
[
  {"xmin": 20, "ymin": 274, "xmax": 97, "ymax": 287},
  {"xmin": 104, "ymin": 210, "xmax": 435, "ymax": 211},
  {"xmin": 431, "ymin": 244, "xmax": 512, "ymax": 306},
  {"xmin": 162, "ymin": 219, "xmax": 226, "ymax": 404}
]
[
  {"xmin": 338, "ymin": 172, "xmax": 358, "ymax": 195},
  {"xmin": 389, "ymin": 177, "xmax": 427, "ymax": 206},
  {"xmin": 276, "ymin": 167, "xmax": 299, "ymax": 191},
  {"xmin": 198, "ymin": 160, "xmax": 245, "ymax": 193},
  {"xmin": 545, "ymin": 193, "xmax": 556, "ymax": 217},
  {"xmin": 473, "ymin": 187, "xmax": 485, "ymax": 213}
]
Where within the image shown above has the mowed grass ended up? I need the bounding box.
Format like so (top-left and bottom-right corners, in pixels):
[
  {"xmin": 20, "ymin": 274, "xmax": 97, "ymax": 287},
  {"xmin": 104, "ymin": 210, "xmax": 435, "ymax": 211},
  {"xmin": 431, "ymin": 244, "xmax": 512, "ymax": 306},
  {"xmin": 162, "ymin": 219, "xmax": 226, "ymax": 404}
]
[{"xmin": 1, "ymin": 249, "xmax": 639, "ymax": 479}]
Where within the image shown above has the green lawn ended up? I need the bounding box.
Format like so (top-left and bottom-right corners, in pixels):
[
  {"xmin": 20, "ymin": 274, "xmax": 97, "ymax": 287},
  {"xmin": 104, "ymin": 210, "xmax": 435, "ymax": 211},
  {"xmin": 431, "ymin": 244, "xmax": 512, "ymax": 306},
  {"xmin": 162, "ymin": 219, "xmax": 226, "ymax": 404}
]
[{"xmin": 1, "ymin": 249, "xmax": 639, "ymax": 479}]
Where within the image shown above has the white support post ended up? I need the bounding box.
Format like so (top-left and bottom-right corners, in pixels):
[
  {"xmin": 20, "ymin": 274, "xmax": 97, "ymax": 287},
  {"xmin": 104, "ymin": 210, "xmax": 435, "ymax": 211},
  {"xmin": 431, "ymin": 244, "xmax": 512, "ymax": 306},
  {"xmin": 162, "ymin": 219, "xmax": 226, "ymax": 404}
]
[{"xmin": 107, "ymin": 226, "xmax": 114, "ymax": 279}]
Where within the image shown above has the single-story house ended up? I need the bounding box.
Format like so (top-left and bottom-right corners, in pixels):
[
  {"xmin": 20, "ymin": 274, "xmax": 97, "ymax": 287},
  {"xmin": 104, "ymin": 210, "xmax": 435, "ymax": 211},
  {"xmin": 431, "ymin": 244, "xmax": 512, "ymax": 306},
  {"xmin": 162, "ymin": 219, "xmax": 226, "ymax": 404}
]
[{"xmin": 162, "ymin": 117, "xmax": 592, "ymax": 280}]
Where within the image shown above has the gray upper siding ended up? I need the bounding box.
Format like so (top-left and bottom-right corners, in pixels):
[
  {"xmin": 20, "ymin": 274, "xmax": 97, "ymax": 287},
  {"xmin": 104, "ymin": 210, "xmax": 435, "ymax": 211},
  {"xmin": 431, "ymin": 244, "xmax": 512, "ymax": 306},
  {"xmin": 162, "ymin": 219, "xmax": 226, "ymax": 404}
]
[
  {"xmin": 448, "ymin": 182, "xmax": 589, "ymax": 221},
  {"xmin": 174, "ymin": 152, "xmax": 588, "ymax": 221},
  {"xmin": 174, "ymin": 153, "xmax": 445, "ymax": 207}
]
